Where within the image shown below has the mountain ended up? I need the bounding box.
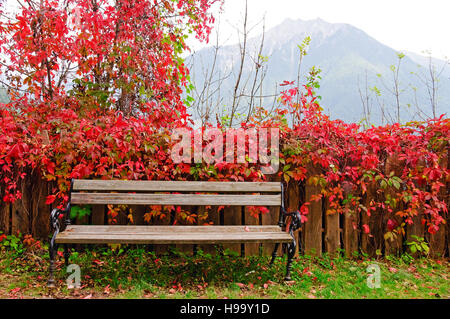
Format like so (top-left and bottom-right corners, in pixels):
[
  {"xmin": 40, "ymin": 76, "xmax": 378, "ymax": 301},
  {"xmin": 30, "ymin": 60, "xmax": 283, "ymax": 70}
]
[{"xmin": 187, "ymin": 18, "xmax": 450, "ymax": 124}]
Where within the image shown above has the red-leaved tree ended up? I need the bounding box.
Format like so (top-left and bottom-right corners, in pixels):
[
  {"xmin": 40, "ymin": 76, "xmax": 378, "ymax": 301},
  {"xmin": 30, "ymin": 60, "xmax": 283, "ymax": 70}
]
[{"xmin": 0, "ymin": 0, "xmax": 219, "ymax": 124}]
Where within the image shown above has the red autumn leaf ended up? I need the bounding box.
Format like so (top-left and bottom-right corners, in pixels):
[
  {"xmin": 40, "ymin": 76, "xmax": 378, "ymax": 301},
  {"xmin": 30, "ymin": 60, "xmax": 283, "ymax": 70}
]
[
  {"xmin": 362, "ymin": 224, "xmax": 370, "ymax": 234},
  {"xmin": 45, "ymin": 195, "xmax": 57, "ymax": 205},
  {"xmin": 387, "ymin": 219, "xmax": 397, "ymax": 232}
]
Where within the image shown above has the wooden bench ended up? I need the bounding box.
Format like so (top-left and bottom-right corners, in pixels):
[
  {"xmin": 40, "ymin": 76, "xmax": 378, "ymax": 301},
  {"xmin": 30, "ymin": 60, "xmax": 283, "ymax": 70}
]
[{"xmin": 48, "ymin": 179, "xmax": 301, "ymax": 287}]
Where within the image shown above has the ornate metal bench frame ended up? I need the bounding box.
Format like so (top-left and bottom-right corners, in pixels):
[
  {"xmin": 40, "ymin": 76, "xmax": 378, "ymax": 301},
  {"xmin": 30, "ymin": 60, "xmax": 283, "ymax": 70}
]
[{"xmin": 48, "ymin": 179, "xmax": 301, "ymax": 287}]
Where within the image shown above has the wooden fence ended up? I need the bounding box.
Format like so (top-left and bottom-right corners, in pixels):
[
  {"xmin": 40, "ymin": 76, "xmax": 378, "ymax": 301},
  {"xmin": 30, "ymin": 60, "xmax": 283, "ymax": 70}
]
[{"xmin": 0, "ymin": 162, "xmax": 448, "ymax": 258}]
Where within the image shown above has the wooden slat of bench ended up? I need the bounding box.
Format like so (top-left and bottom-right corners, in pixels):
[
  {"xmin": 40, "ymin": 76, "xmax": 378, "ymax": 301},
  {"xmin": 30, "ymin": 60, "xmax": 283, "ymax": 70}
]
[
  {"xmin": 72, "ymin": 180, "xmax": 281, "ymax": 193},
  {"xmin": 71, "ymin": 193, "xmax": 281, "ymax": 206},
  {"xmin": 63, "ymin": 225, "xmax": 283, "ymax": 233},
  {"xmin": 55, "ymin": 229, "xmax": 292, "ymax": 245}
]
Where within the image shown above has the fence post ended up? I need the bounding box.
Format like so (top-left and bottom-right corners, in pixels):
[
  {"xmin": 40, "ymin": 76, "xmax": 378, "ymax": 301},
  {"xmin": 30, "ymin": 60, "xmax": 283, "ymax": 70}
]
[
  {"xmin": 244, "ymin": 207, "xmax": 261, "ymax": 256},
  {"xmin": 197, "ymin": 206, "xmax": 219, "ymax": 255},
  {"xmin": 343, "ymin": 206, "xmax": 359, "ymax": 258},
  {"xmin": 31, "ymin": 177, "xmax": 50, "ymax": 239},
  {"xmin": 361, "ymin": 182, "xmax": 382, "ymax": 257},
  {"xmin": 0, "ymin": 203, "xmax": 10, "ymax": 235},
  {"xmin": 174, "ymin": 206, "xmax": 196, "ymax": 255},
  {"xmin": 429, "ymin": 146, "xmax": 448, "ymax": 258},
  {"xmin": 324, "ymin": 198, "xmax": 340, "ymax": 258},
  {"xmin": 262, "ymin": 175, "xmax": 282, "ymax": 257},
  {"xmin": 92, "ymin": 205, "xmax": 106, "ymax": 225},
  {"xmin": 303, "ymin": 166, "xmax": 322, "ymax": 257},
  {"xmin": 11, "ymin": 178, "xmax": 31, "ymax": 235},
  {"xmin": 447, "ymin": 146, "xmax": 450, "ymax": 257},
  {"xmin": 152, "ymin": 207, "xmax": 171, "ymax": 255},
  {"xmin": 406, "ymin": 158, "xmax": 426, "ymax": 257},
  {"xmin": 223, "ymin": 206, "xmax": 242, "ymax": 256},
  {"xmin": 384, "ymin": 154, "xmax": 404, "ymax": 256},
  {"xmin": 262, "ymin": 207, "xmax": 281, "ymax": 256}
]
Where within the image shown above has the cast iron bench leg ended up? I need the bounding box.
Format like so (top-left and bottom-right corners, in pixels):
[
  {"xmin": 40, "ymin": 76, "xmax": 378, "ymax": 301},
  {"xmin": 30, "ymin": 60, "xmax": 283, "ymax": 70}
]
[
  {"xmin": 47, "ymin": 208, "xmax": 61, "ymax": 288},
  {"xmin": 285, "ymin": 238, "xmax": 296, "ymax": 281},
  {"xmin": 64, "ymin": 244, "xmax": 70, "ymax": 267},
  {"xmin": 269, "ymin": 243, "xmax": 280, "ymax": 266},
  {"xmin": 47, "ymin": 241, "xmax": 56, "ymax": 287}
]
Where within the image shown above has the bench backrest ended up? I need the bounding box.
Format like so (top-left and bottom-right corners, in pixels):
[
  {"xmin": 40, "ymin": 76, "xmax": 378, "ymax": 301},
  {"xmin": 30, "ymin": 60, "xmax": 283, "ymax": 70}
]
[{"xmin": 70, "ymin": 180, "xmax": 282, "ymax": 207}]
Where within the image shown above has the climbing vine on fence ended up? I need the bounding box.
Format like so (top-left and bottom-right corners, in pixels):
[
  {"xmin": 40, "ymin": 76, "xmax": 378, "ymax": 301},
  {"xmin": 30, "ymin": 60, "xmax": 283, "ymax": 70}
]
[{"xmin": 0, "ymin": 0, "xmax": 448, "ymax": 240}]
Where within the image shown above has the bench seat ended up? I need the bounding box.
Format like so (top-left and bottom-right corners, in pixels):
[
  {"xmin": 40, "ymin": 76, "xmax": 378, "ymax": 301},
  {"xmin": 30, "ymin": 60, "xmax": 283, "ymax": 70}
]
[
  {"xmin": 47, "ymin": 179, "xmax": 302, "ymax": 286},
  {"xmin": 56, "ymin": 225, "xmax": 293, "ymax": 245}
]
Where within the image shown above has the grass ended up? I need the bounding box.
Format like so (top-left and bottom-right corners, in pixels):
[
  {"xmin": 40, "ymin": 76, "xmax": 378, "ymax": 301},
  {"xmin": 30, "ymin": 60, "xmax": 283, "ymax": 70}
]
[{"xmin": 0, "ymin": 244, "xmax": 448, "ymax": 299}]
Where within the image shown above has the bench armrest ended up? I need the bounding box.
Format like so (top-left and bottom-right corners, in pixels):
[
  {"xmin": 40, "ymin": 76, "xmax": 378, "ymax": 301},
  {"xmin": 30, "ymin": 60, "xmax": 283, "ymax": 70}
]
[{"xmin": 49, "ymin": 202, "xmax": 71, "ymax": 240}]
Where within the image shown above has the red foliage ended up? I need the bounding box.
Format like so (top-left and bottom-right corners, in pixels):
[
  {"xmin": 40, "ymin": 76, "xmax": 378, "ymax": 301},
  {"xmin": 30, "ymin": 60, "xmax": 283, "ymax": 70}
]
[
  {"xmin": 0, "ymin": 0, "xmax": 448, "ymax": 235},
  {"xmin": 0, "ymin": 0, "xmax": 219, "ymax": 123}
]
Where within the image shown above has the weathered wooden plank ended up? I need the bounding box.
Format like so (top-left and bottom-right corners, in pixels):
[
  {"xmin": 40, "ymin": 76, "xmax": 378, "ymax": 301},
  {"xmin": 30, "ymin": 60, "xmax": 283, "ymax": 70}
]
[
  {"xmin": 343, "ymin": 210, "xmax": 359, "ymax": 258},
  {"xmin": 429, "ymin": 226, "xmax": 446, "ymax": 258},
  {"xmin": 244, "ymin": 207, "xmax": 261, "ymax": 256},
  {"xmin": 429, "ymin": 147, "xmax": 448, "ymax": 258},
  {"xmin": 10, "ymin": 178, "xmax": 32, "ymax": 235},
  {"xmin": 447, "ymin": 146, "xmax": 450, "ymax": 258},
  {"xmin": 324, "ymin": 198, "xmax": 340, "ymax": 257},
  {"xmin": 31, "ymin": 178, "xmax": 50, "ymax": 239},
  {"xmin": 384, "ymin": 155, "xmax": 404, "ymax": 256},
  {"xmin": 64, "ymin": 225, "xmax": 282, "ymax": 233},
  {"xmin": 0, "ymin": 203, "xmax": 10, "ymax": 235},
  {"xmin": 406, "ymin": 208, "xmax": 425, "ymax": 256},
  {"xmin": 73, "ymin": 180, "xmax": 281, "ymax": 193},
  {"xmin": 405, "ymin": 158, "xmax": 426, "ymax": 257},
  {"xmin": 91, "ymin": 205, "xmax": 106, "ymax": 225},
  {"xmin": 56, "ymin": 231, "xmax": 292, "ymax": 245},
  {"xmin": 304, "ymin": 181, "xmax": 322, "ymax": 257},
  {"xmin": 11, "ymin": 198, "xmax": 30, "ymax": 235},
  {"xmin": 361, "ymin": 183, "xmax": 379, "ymax": 257},
  {"xmin": 384, "ymin": 217, "xmax": 404, "ymax": 256},
  {"xmin": 223, "ymin": 206, "xmax": 242, "ymax": 255},
  {"xmin": 447, "ymin": 216, "xmax": 450, "ymax": 258},
  {"xmin": 72, "ymin": 193, "xmax": 281, "ymax": 207}
]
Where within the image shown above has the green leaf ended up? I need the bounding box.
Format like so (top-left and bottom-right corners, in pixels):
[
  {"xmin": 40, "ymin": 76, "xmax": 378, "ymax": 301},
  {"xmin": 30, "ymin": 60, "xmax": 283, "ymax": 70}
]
[{"xmin": 392, "ymin": 180, "xmax": 400, "ymax": 190}]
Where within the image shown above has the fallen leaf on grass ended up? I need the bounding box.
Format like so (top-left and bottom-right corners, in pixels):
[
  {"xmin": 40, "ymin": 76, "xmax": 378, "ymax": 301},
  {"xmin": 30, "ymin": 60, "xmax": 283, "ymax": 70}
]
[
  {"xmin": 388, "ymin": 267, "xmax": 398, "ymax": 273},
  {"xmin": 407, "ymin": 266, "xmax": 417, "ymax": 273},
  {"xmin": 92, "ymin": 259, "xmax": 104, "ymax": 266},
  {"xmin": 10, "ymin": 287, "xmax": 21, "ymax": 294},
  {"xmin": 284, "ymin": 280, "xmax": 296, "ymax": 286}
]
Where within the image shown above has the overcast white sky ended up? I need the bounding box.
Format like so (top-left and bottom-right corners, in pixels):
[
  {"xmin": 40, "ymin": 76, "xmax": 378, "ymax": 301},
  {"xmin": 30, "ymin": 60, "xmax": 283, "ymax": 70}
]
[{"xmin": 190, "ymin": 0, "xmax": 450, "ymax": 60}]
